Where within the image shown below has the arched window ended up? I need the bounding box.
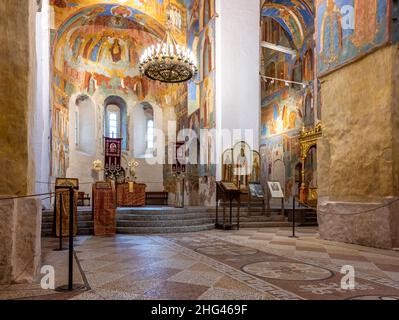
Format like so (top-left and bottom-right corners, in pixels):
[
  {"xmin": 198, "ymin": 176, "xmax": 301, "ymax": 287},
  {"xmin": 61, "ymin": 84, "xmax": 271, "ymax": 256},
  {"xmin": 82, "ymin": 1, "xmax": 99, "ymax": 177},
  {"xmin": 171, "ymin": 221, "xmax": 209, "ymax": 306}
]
[
  {"xmin": 106, "ymin": 105, "xmax": 121, "ymax": 138},
  {"xmin": 147, "ymin": 119, "xmax": 154, "ymax": 149},
  {"xmin": 104, "ymin": 96, "xmax": 128, "ymax": 150},
  {"xmin": 133, "ymin": 102, "xmax": 155, "ymax": 158},
  {"xmin": 75, "ymin": 94, "xmax": 95, "ymax": 155}
]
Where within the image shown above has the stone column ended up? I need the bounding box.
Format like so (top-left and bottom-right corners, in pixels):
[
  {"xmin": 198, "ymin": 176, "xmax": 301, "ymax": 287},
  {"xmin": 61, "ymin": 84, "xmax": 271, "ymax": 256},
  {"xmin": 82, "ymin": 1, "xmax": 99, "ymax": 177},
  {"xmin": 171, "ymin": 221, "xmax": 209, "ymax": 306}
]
[
  {"xmin": 0, "ymin": 0, "xmax": 42, "ymax": 283},
  {"xmin": 317, "ymin": 44, "xmax": 399, "ymax": 249},
  {"xmin": 0, "ymin": 199, "xmax": 42, "ymax": 284},
  {"xmin": 0, "ymin": 0, "xmax": 37, "ymax": 196}
]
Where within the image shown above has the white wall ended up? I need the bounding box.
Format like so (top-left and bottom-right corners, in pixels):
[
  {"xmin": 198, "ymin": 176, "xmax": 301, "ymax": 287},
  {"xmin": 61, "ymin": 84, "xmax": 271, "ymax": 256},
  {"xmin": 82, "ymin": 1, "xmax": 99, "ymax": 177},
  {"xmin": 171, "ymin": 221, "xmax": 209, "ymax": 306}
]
[
  {"xmin": 132, "ymin": 105, "xmax": 148, "ymax": 158},
  {"xmin": 34, "ymin": 0, "xmax": 51, "ymax": 205},
  {"xmin": 67, "ymin": 95, "xmax": 167, "ymax": 194},
  {"xmin": 215, "ymin": 0, "xmax": 260, "ymax": 180}
]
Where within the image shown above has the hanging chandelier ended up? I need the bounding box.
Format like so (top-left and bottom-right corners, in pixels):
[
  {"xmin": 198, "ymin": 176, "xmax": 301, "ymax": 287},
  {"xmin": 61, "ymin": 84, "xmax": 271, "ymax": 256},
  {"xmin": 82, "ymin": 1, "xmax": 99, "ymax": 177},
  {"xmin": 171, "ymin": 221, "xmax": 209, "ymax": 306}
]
[{"xmin": 139, "ymin": 17, "xmax": 198, "ymax": 83}]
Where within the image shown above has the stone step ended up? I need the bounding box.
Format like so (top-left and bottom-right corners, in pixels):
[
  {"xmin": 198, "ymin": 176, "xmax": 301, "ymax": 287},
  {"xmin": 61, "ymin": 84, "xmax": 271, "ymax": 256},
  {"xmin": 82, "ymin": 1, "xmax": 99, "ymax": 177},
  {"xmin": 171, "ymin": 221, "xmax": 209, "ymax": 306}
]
[
  {"xmin": 238, "ymin": 215, "xmax": 286, "ymax": 222},
  {"xmin": 117, "ymin": 218, "xmax": 215, "ymax": 228},
  {"xmin": 117, "ymin": 224, "xmax": 215, "ymax": 234},
  {"xmin": 239, "ymin": 221, "xmax": 292, "ymax": 228},
  {"xmin": 117, "ymin": 213, "xmax": 215, "ymax": 221},
  {"xmin": 116, "ymin": 207, "xmax": 215, "ymax": 215}
]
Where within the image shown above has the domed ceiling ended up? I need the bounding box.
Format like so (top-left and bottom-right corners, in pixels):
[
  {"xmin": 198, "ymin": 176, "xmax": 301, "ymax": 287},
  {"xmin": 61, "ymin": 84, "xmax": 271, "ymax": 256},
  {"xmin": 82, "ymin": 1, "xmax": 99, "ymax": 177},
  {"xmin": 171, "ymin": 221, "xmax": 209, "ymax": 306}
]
[
  {"xmin": 262, "ymin": 0, "xmax": 314, "ymax": 51},
  {"xmin": 53, "ymin": 4, "xmax": 168, "ymax": 78},
  {"xmin": 51, "ymin": 1, "xmax": 189, "ymax": 106}
]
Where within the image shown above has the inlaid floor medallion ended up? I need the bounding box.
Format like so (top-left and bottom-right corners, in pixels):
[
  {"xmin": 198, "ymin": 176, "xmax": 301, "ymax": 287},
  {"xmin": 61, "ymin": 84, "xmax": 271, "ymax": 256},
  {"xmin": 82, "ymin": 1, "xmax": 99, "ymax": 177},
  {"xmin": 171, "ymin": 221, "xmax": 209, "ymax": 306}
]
[
  {"xmin": 195, "ymin": 244, "xmax": 258, "ymax": 256},
  {"xmin": 349, "ymin": 296, "xmax": 399, "ymax": 300},
  {"xmin": 242, "ymin": 261, "xmax": 333, "ymax": 281}
]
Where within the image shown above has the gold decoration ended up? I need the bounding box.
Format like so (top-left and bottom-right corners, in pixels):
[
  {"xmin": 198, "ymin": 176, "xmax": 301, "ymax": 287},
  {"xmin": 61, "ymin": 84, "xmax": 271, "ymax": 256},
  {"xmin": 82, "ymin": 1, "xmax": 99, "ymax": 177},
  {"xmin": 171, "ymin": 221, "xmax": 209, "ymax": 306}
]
[
  {"xmin": 299, "ymin": 122, "xmax": 322, "ymax": 204},
  {"xmin": 139, "ymin": 15, "xmax": 197, "ymax": 83}
]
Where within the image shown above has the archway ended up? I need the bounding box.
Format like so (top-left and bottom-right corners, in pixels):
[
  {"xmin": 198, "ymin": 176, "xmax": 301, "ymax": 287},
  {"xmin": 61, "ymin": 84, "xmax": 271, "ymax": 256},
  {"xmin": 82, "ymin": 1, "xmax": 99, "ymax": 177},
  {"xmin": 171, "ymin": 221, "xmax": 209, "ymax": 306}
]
[
  {"xmin": 132, "ymin": 102, "xmax": 155, "ymax": 158},
  {"xmin": 104, "ymin": 96, "xmax": 128, "ymax": 151}
]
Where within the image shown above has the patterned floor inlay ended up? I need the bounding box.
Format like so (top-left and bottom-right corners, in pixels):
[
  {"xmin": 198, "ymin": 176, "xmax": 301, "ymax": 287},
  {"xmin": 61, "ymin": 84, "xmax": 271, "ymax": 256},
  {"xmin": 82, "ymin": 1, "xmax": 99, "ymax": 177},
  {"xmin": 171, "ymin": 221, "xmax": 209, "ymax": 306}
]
[
  {"xmin": 1, "ymin": 227, "xmax": 399, "ymax": 300},
  {"xmin": 241, "ymin": 262, "xmax": 333, "ymax": 281}
]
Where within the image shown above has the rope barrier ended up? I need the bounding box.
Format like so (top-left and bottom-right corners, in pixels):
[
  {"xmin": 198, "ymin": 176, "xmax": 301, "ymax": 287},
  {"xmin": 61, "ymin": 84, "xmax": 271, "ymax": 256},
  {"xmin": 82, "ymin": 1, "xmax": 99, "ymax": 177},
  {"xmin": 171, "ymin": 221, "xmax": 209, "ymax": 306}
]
[
  {"xmin": 0, "ymin": 190, "xmax": 70, "ymax": 202},
  {"xmin": 295, "ymin": 197, "xmax": 399, "ymax": 216},
  {"xmin": 35, "ymin": 181, "xmax": 94, "ymax": 185}
]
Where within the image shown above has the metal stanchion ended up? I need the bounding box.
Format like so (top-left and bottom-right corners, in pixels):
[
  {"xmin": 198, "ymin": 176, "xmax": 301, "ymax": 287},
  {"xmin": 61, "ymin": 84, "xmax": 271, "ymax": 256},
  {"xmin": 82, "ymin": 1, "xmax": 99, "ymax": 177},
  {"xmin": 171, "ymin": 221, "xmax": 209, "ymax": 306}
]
[
  {"xmin": 289, "ymin": 196, "xmax": 298, "ymax": 238},
  {"xmin": 54, "ymin": 190, "xmax": 66, "ymax": 251},
  {"xmin": 55, "ymin": 186, "xmax": 85, "ymax": 292}
]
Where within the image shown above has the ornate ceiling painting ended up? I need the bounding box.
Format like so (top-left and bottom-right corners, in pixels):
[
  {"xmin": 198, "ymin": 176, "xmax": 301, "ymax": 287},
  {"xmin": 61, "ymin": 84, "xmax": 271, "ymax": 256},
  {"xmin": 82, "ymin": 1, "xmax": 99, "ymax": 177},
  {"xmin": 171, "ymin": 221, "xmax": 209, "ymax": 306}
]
[
  {"xmin": 51, "ymin": 0, "xmax": 189, "ymax": 102},
  {"xmin": 50, "ymin": 0, "xmax": 189, "ymax": 177},
  {"xmin": 262, "ymin": 0, "xmax": 314, "ymax": 51}
]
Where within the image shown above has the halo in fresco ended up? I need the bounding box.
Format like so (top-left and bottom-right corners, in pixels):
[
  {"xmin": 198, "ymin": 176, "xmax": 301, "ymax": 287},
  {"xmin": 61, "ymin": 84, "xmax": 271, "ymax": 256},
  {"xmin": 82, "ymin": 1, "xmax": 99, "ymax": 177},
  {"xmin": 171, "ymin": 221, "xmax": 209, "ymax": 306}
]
[{"xmin": 111, "ymin": 5, "xmax": 133, "ymax": 18}]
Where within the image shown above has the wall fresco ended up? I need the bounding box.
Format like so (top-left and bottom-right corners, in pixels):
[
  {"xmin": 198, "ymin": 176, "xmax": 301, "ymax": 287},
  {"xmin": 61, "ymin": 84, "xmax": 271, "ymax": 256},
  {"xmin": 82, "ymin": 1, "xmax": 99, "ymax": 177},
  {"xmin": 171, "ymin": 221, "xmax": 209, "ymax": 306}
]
[
  {"xmin": 316, "ymin": 0, "xmax": 390, "ymax": 75},
  {"xmin": 50, "ymin": 0, "xmax": 188, "ymax": 180},
  {"xmin": 260, "ymin": 1, "xmax": 316, "ymax": 202}
]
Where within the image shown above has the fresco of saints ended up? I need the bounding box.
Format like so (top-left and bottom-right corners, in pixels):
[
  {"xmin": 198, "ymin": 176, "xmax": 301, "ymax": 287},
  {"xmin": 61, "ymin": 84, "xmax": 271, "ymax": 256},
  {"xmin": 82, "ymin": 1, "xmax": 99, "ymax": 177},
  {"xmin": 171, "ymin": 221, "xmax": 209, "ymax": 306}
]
[
  {"xmin": 319, "ymin": 0, "xmax": 342, "ymax": 64},
  {"xmin": 351, "ymin": 0, "xmax": 378, "ymax": 47},
  {"xmin": 110, "ymin": 39, "xmax": 122, "ymax": 63}
]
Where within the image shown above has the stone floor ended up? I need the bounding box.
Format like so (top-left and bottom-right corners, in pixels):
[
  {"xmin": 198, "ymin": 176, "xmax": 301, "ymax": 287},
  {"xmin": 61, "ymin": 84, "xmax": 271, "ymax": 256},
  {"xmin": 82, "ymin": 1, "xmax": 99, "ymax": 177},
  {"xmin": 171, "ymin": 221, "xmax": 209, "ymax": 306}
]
[{"xmin": 1, "ymin": 227, "xmax": 399, "ymax": 300}]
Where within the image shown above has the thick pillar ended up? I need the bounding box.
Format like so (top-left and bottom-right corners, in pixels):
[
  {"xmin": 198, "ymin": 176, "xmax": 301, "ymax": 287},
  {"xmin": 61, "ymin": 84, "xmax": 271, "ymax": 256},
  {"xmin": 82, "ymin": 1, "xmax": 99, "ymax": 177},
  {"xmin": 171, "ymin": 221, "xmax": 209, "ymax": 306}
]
[
  {"xmin": 317, "ymin": 43, "xmax": 399, "ymax": 249},
  {"xmin": 0, "ymin": 0, "xmax": 37, "ymax": 196},
  {"xmin": 0, "ymin": 0, "xmax": 42, "ymax": 284},
  {"xmin": 215, "ymin": 0, "xmax": 260, "ymax": 180}
]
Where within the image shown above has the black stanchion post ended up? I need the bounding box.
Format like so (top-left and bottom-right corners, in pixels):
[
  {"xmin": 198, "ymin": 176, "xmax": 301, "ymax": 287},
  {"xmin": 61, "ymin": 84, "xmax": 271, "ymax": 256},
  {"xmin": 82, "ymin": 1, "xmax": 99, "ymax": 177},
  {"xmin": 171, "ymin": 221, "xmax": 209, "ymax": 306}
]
[
  {"xmin": 54, "ymin": 188, "xmax": 66, "ymax": 252},
  {"xmin": 59, "ymin": 193, "xmax": 64, "ymax": 250},
  {"xmin": 290, "ymin": 196, "xmax": 298, "ymax": 238},
  {"xmin": 55, "ymin": 186, "xmax": 85, "ymax": 292},
  {"xmin": 68, "ymin": 186, "xmax": 74, "ymax": 290}
]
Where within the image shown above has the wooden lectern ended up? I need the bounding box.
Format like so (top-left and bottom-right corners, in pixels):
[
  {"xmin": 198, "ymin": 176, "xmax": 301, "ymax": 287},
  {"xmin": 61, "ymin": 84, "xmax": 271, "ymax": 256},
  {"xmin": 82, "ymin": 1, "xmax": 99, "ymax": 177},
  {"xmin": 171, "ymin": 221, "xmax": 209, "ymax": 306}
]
[{"xmin": 216, "ymin": 182, "xmax": 242, "ymax": 230}]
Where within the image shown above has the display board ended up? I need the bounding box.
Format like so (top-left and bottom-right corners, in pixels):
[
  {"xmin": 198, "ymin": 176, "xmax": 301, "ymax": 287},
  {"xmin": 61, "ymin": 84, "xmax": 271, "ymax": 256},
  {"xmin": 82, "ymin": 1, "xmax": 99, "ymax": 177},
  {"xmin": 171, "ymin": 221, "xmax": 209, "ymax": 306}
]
[
  {"xmin": 249, "ymin": 183, "xmax": 265, "ymax": 199},
  {"xmin": 267, "ymin": 181, "xmax": 284, "ymax": 198}
]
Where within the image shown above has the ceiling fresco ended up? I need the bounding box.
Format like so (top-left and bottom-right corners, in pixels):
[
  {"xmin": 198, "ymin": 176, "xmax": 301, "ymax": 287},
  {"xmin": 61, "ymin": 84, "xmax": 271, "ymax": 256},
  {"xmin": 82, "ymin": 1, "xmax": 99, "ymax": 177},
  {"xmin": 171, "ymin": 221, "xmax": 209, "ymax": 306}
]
[
  {"xmin": 261, "ymin": 0, "xmax": 314, "ymax": 51},
  {"xmin": 52, "ymin": 1, "xmax": 188, "ymax": 80}
]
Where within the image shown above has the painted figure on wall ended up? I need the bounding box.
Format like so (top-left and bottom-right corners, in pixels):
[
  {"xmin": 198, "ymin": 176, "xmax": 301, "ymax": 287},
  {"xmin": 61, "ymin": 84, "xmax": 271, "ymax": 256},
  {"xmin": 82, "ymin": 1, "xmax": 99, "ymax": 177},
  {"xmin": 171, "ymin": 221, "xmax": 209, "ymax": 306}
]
[
  {"xmin": 351, "ymin": 0, "xmax": 378, "ymax": 46},
  {"xmin": 319, "ymin": 0, "xmax": 342, "ymax": 65},
  {"xmin": 110, "ymin": 39, "xmax": 122, "ymax": 63},
  {"xmin": 317, "ymin": 0, "xmax": 390, "ymax": 74}
]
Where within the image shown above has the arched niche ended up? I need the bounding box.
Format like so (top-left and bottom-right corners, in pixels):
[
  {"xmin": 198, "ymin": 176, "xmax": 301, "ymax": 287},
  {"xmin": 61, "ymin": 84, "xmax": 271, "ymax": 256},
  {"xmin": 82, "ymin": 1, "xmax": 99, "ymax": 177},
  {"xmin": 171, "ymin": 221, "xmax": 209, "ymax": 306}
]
[
  {"xmin": 304, "ymin": 92, "xmax": 314, "ymax": 127},
  {"xmin": 132, "ymin": 102, "xmax": 156, "ymax": 158},
  {"xmin": 104, "ymin": 96, "xmax": 128, "ymax": 151},
  {"xmin": 73, "ymin": 94, "xmax": 96, "ymax": 155},
  {"xmin": 272, "ymin": 159, "xmax": 286, "ymax": 194}
]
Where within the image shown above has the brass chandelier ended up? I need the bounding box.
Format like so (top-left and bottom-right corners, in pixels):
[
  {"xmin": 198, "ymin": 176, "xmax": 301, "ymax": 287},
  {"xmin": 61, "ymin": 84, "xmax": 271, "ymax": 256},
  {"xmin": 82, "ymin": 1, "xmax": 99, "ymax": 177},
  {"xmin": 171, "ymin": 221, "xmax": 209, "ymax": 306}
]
[{"xmin": 139, "ymin": 17, "xmax": 198, "ymax": 83}]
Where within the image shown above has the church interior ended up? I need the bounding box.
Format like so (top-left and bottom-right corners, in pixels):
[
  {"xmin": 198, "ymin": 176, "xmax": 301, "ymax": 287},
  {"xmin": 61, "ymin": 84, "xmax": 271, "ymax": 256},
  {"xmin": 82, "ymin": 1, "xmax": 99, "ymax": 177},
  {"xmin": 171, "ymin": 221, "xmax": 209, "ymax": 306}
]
[{"xmin": 1, "ymin": 0, "xmax": 399, "ymax": 301}]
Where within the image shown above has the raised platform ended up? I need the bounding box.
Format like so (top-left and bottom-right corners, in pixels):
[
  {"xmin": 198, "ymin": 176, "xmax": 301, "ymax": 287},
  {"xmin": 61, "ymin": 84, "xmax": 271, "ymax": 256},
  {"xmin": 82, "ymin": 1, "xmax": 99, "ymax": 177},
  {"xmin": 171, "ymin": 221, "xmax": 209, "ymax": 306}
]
[{"xmin": 41, "ymin": 206, "xmax": 308, "ymax": 236}]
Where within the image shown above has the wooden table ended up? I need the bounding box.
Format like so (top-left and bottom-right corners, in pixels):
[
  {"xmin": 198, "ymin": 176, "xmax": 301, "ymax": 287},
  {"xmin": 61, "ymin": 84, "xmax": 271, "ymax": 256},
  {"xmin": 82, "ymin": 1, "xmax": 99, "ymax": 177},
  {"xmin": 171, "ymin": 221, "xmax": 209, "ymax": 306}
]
[{"xmin": 116, "ymin": 183, "xmax": 147, "ymax": 207}]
